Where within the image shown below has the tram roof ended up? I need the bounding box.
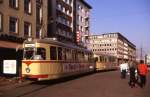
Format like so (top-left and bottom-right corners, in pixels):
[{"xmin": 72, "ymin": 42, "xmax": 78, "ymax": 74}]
[{"xmin": 24, "ymin": 38, "xmax": 92, "ymax": 53}]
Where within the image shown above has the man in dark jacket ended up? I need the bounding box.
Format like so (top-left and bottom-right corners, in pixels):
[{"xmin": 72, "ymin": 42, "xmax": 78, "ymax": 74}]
[{"xmin": 128, "ymin": 63, "xmax": 136, "ymax": 88}]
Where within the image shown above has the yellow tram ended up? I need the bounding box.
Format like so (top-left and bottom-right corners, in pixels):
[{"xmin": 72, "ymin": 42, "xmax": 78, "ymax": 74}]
[
  {"xmin": 22, "ymin": 38, "xmax": 95, "ymax": 81},
  {"xmin": 94, "ymin": 54, "xmax": 118, "ymax": 71}
]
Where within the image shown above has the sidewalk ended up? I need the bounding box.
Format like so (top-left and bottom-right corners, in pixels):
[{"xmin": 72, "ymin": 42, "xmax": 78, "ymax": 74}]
[
  {"xmin": 0, "ymin": 77, "xmax": 32, "ymax": 91},
  {"xmin": 0, "ymin": 77, "xmax": 18, "ymax": 86}
]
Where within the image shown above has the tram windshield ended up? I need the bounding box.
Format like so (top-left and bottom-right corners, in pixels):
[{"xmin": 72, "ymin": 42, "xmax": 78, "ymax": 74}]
[
  {"xmin": 23, "ymin": 47, "xmax": 46, "ymax": 60},
  {"xmin": 24, "ymin": 47, "xmax": 35, "ymax": 60}
]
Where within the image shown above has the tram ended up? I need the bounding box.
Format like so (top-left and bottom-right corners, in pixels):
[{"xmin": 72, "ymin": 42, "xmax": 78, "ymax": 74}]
[
  {"xmin": 94, "ymin": 54, "xmax": 118, "ymax": 71},
  {"xmin": 22, "ymin": 38, "xmax": 95, "ymax": 81}
]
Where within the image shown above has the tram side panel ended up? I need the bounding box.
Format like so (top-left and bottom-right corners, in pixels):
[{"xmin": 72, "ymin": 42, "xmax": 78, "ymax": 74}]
[
  {"xmin": 22, "ymin": 39, "xmax": 95, "ymax": 81},
  {"xmin": 95, "ymin": 55, "xmax": 118, "ymax": 71}
]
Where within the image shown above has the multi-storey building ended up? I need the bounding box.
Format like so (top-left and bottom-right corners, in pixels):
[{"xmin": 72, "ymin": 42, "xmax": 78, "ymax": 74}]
[
  {"xmin": 47, "ymin": 0, "xmax": 74, "ymax": 43},
  {"xmin": 0, "ymin": 0, "xmax": 91, "ymax": 44},
  {"xmin": 47, "ymin": 0, "xmax": 92, "ymax": 45},
  {"xmin": 0, "ymin": 0, "xmax": 47, "ymax": 39},
  {"xmin": 75, "ymin": 0, "xmax": 92, "ymax": 47},
  {"xmin": 0, "ymin": 0, "xmax": 47, "ymax": 75},
  {"xmin": 88, "ymin": 32, "xmax": 136, "ymax": 62},
  {"xmin": 0, "ymin": 0, "xmax": 92, "ymax": 75}
]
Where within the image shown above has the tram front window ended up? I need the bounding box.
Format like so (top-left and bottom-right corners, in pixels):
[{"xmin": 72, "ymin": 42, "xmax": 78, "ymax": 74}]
[
  {"xmin": 24, "ymin": 47, "xmax": 46, "ymax": 60},
  {"xmin": 24, "ymin": 47, "xmax": 35, "ymax": 60}
]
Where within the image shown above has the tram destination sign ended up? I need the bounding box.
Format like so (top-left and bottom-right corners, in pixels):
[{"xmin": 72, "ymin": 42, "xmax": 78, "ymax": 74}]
[
  {"xmin": 24, "ymin": 44, "xmax": 35, "ymax": 47},
  {"xmin": 3, "ymin": 60, "xmax": 17, "ymax": 74}
]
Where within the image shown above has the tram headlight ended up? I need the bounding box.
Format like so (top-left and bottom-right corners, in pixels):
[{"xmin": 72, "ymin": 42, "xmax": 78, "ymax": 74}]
[{"xmin": 26, "ymin": 68, "xmax": 30, "ymax": 73}]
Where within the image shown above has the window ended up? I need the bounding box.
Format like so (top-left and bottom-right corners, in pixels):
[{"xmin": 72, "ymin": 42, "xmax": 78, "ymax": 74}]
[
  {"xmin": 0, "ymin": 13, "xmax": 2, "ymax": 31},
  {"xmin": 50, "ymin": 46, "xmax": 57, "ymax": 60},
  {"xmin": 36, "ymin": 27, "xmax": 41, "ymax": 38},
  {"xmin": 9, "ymin": 0, "xmax": 19, "ymax": 9},
  {"xmin": 24, "ymin": 0, "xmax": 31, "ymax": 14},
  {"xmin": 36, "ymin": 48, "xmax": 46, "ymax": 60},
  {"xmin": 36, "ymin": 0, "xmax": 42, "ymax": 4},
  {"xmin": 24, "ymin": 47, "xmax": 34, "ymax": 60},
  {"xmin": 36, "ymin": 5, "xmax": 42, "ymax": 24},
  {"xmin": 69, "ymin": 0, "xmax": 72, "ymax": 5},
  {"xmin": 9, "ymin": 17, "xmax": 18, "ymax": 33},
  {"xmin": 58, "ymin": 47, "xmax": 62, "ymax": 60},
  {"xmin": 24, "ymin": 21, "xmax": 31, "ymax": 37}
]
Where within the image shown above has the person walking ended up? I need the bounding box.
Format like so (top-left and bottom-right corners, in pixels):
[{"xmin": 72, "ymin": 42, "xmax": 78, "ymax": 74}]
[
  {"xmin": 128, "ymin": 63, "xmax": 136, "ymax": 88},
  {"xmin": 137, "ymin": 60, "xmax": 148, "ymax": 88},
  {"xmin": 119, "ymin": 61, "xmax": 129, "ymax": 79}
]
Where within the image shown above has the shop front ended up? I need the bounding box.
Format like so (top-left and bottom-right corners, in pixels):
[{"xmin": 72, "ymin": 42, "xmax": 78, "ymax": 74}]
[{"xmin": 0, "ymin": 40, "xmax": 23, "ymax": 77}]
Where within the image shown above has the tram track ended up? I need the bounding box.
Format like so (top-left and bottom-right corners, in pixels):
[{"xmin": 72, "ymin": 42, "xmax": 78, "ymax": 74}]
[
  {"xmin": 3, "ymin": 74, "xmax": 93, "ymax": 97},
  {"xmin": 2, "ymin": 71, "xmax": 114, "ymax": 97},
  {"xmin": 3, "ymin": 81, "xmax": 51, "ymax": 97}
]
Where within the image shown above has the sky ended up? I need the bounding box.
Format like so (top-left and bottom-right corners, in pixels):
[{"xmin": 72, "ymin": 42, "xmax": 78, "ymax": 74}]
[{"xmin": 86, "ymin": 0, "xmax": 150, "ymax": 56}]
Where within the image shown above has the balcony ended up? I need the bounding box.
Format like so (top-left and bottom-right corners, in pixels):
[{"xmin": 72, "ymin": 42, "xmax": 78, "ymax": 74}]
[
  {"xmin": 56, "ymin": 10, "xmax": 72, "ymax": 22},
  {"xmin": 57, "ymin": 0, "xmax": 72, "ymax": 12},
  {"xmin": 57, "ymin": 22, "xmax": 72, "ymax": 32}
]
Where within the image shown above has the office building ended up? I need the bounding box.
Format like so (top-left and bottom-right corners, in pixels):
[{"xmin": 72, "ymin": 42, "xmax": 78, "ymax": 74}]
[{"xmin": 88, "ymin": 32, "xmax": 136, "ymax": 62}]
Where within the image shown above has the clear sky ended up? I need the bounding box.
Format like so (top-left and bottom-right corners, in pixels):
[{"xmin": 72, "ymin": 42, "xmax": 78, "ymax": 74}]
[{"xmin": 86, "ymin": 0, "xmax": 150, "ymax": 55}]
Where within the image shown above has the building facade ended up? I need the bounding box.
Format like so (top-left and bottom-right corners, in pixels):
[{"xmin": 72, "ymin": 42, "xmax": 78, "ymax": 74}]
[
  {"xmin": 0, "ymin": 0, "xmax": 92, "ymax": 43},
  {"xmin": 0, "ymin": 0, "xmax": 47, "ymax": 39},
  {"xmin": 47, "ymin": 0, "xmax": 74, "ymax": 43},
  {"xmin": 75, "ymin": 0, "xmax": 91, "ymax": 47},
  {"xmin": 0, "ymin": 0, "xmax": 47, "ymax": 75},
  {"xmin": 47, "ymin": 0, "xmax": 92, "ymax": 45},
  {"xmin": 0, "ymin": 0, "xmax": 91, "ymax": 75},
  {"xmin": 88, "ymin": 33, "xmax": 136, "ymax": 62}
]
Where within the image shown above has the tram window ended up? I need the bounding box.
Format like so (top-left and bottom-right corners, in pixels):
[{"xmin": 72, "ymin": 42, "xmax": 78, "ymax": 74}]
[
  {"xmin": 62, "ymin": 48, "xmax": 66, "ymax": 60},
  {"xmin": 58, "ymin": 47, "xmax": 62, "ymax": 60},
  {"xmin": 66, "ymin": 49, "xmax": 71, "ymax": 60},
  {"xmin": 72, "ymin": 50, "xmax": 75, "ymax": 61},
  {"xmin": 50, "ymin": 46, "xmax": 57, "ymax": 60},
  {"xmin": 111, "ymin": 57, "xmax": 115, "ymax": 62},
  {"xmin": 36, "ymin": 48, "xmax": 46, "ymax": 60},
  {"xmin": 104, "ymin": 57, "xmax": 107, "ymax": 62},
  {"xmin": 24, "ymin": 47, "xmax": 34, "ymax": 59},
  {"xmin": 99, "ymin": 56, "xmax": 103, "ymax": 62},
  {"xmin": 85, "ymin": 53, "xmax": 88, "ymax": 61},
  {"xmin": 74, "ymin": 50, "xmax": 77, "ymax": 61}
]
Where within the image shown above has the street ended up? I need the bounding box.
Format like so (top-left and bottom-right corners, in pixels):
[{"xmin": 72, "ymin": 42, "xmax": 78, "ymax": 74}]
[{"xmin": 0, "ymin": 70, "xmax": 150, "ymax": 97}]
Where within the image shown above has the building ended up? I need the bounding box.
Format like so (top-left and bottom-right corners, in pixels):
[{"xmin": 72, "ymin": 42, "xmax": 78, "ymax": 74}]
[
  {"xmin": 0, "ymin": 0, "xmax": 92, "ymax": 76},
  {"xmin": 47, "ymin": 0, "xmax": 92, "ymax": 45},
  {"xmin": 145, "ymin": 54, "xmax": 150, "ymax": 66},
  {"xmin": 75, "ymin": 0, "xmax": 92, "ymax": 47},
  {"xmin": 88, "ymin": 32, "xmax": 136, "ymax": 63},
  {"xmin": 0, "ymin": 0, "xmax": 47, "ymax": 75},
  {"xmin": 0, "ymin": 0, "xmax": 47, "ymax": 39},
  {"xmin": 0, "ymin": 0, "xmax": 92, "ymax": 43},
  {"xmin": 47, "ymin": 0, "xmax": 74, "ymax": 43}
]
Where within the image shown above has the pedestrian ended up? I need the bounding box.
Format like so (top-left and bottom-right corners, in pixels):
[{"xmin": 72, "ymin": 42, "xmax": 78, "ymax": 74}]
[
  {"xmin": 128, "ymin": 62, "xmax": 136, "ymax": 88},
  {"xmin": 137, "ymin": 60, "xmax": 148, "ymax": 88},
  {"xmin": 119, "ymin": 61, "xmax": 129, "ymax": 79}
]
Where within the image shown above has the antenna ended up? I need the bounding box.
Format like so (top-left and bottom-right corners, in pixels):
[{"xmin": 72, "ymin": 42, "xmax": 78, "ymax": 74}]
[{"xmin": 140, "ymin": 46, "xmax": 143, "ymax": 60}]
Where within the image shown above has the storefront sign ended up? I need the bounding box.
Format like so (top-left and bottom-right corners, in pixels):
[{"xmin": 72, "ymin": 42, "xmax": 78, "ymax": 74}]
[{"xmin": 3, "ymin": 60, "xmax": 17, "ymax": 74}]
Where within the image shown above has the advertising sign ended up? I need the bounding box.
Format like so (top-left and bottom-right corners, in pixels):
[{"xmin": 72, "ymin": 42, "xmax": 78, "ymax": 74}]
[{"xmin": 3, "ymin": 60, "xmax": 17, "ymax": 74}]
